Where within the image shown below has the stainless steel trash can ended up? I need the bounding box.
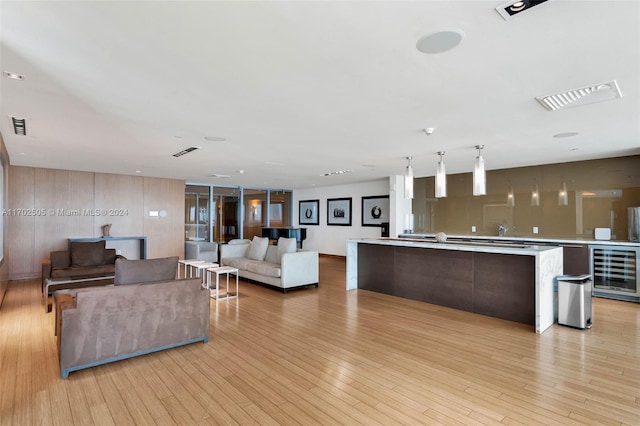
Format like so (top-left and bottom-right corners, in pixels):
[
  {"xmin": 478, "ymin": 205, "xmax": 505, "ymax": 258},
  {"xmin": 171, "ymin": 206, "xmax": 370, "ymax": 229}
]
[{"xmin": 557, "ymin": 274, "xmax": 592, "ymax": 329}]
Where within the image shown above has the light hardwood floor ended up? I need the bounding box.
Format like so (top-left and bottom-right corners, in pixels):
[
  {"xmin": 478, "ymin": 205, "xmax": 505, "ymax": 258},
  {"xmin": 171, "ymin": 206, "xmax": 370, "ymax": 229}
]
[{"xmin": 1, "ymin": 256, "xmax": 639, "ymax": 425}]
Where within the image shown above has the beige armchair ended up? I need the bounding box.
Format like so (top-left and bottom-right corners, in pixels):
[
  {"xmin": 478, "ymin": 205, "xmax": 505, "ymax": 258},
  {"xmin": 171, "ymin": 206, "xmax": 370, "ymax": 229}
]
[{"xmin": 185, "ymin": 241, "xmax": 218, "ymax": 263}]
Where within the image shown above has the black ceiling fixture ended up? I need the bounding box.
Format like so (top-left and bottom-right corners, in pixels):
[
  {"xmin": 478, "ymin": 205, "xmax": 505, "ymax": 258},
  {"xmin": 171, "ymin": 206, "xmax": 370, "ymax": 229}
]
[
  {"xmin": 497, "ymin": 0, "xmax": 551, "ymax": 20},
  {"xmin": 172, "ymin": 147, "xmax": 199, "ymax": 157},
  {"xmin": 11, "ymin": 117, "xmax": 26, "ymax": 135}
]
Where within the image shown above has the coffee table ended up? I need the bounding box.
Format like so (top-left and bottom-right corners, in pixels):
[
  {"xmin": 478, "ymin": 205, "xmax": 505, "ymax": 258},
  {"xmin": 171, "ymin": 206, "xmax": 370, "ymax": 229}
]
[
  {"xmin": 43, "ymin": 276, "xmax": 114, "ymax": 313},
  {"xmin": 206, "ymin": 266, "xmax": 239, "ymax": 300}
]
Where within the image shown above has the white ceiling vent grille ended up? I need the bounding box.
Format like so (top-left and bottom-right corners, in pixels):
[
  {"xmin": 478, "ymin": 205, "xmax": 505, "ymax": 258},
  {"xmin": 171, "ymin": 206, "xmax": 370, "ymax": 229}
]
[
  {"xmin": 172, "ymin": 146, "xmax": 199, "ymax": 157},
  {"xmin": 536, "ymin": 80, "xmax": 622, "ymax": 112}
]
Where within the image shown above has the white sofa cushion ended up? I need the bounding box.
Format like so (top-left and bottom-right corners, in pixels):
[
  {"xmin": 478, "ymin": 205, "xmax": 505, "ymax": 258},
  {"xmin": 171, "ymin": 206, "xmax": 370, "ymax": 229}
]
[
  {"xmin": 264, "ymin": 246, "xmax": 279, "ymax": 264},
  {"xmin": 246, "ymin": 261, "xmax": 281, "ymax": 278},
  {"xmin": 277, "ymin": 237, "xmax": 297, "ymax": 262},
  {"xmin": 246, "ymin": 236, "xmax": 269, "ymax": 261}
]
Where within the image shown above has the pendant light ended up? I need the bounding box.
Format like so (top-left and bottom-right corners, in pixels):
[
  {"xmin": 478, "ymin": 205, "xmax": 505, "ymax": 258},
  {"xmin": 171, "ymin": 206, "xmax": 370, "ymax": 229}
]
[
  {"xmin": 507, "ymin": 180, "xmax": 515, "ymax": 207},
  {"xmin": 404, "ymin": 156, "xmax": 414, "ymax": 199},
  {"xmin": 531, "ymin": 180, "xmax": 540, "ymax": 206},
  {"xmin": 558, "ymin": 177, "xmax": 568, "ymax": 206},
  {"xmin": 473, "ymin": 145, "xmax": 486, "ymax": 196},
  {"xmin": 435, "ymin": 151, "xmax": 447, "ymax": 198}
]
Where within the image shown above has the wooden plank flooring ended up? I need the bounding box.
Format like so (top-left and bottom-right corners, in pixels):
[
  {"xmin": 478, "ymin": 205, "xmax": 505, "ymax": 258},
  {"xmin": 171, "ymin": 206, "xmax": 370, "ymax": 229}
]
[{"xmin": 1, "ymin": 256, "xmax": 639, "ymax": 425}]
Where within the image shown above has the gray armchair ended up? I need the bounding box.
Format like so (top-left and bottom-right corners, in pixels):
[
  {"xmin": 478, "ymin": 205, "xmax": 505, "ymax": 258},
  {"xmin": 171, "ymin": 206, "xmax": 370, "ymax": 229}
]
[{"xmin": 185, "ymin": 241, "xmax": 219, "ymax": 263}]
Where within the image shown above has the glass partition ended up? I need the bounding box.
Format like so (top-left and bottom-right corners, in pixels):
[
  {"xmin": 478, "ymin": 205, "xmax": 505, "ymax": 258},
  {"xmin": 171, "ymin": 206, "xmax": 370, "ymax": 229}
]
[
  {"xmin": 187, "ymin": 184, "xmax": 293, "ymax": 243},
  {"xmin": 212, "ymin": 187, "xmax": 240, "ymax": 243},
  {"xmin": 184, "ymin": 185, "xmax": 210, "ymax": 241}
]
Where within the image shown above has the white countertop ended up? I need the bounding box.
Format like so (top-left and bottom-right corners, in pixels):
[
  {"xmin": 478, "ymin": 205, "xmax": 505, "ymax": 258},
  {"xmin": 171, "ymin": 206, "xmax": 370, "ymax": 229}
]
[
  {"xmin": 397, "ymin": 233, "xmax": 640, "ymax": 247},
  {"xmin": 352, "ymin": 237, "xmax": 561, "ymax": 256}
]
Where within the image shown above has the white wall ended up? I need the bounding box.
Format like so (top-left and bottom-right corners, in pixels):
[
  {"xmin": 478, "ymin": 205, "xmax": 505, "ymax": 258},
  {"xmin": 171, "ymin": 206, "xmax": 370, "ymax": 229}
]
[{"xmin": 294, "ymin": 179, "xmax": 390, "ymax": 256}]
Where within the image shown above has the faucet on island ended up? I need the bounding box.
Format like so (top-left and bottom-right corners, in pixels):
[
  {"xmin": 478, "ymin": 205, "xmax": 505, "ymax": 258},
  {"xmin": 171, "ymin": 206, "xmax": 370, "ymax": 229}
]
[{"xmin": 498, "ymin": 223, "xmax": 507, "ymax": 237}]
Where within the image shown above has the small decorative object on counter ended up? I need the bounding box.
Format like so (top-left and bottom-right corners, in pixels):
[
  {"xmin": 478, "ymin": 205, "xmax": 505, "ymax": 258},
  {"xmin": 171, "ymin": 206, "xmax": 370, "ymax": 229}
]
[
  {"xmin": 101, "ymin": 224, "xmax": 112, "ymax": 238},
  {"xmin": 435, "ymin": 232, "xmax": 447, "ymax": 243}
]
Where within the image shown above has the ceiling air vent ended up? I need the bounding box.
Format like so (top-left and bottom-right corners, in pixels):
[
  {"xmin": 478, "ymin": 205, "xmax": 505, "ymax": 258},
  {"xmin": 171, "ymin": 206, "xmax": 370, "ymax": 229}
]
[
  {"xmin": 172, "ymin": 146, "xmax": 199, "ymax": 157},
  {"xmin": 10, "ymin": 116, "xmax": 26, "ymax": 135},
  {"xmin": 208, "ymin": 174, "xmax": 231, "ymax": 179},
  {"xmin": 536, "ymin": 80, "xmax": 622, "ymax": 112}
]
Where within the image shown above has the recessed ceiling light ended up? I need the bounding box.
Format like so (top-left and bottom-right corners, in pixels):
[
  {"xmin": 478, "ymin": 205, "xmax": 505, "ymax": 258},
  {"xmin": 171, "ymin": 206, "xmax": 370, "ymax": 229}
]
[
  {"xmin": 416, "ymin": 30, "xmax": 464, "ymax": 54},
  {"xmin": 496, "ymin": 0, "xmax": 551, "ymax": 20},
  {"xmin": 135, "ymin": 170, "xmax": 142, "ymax": 173},
  {"xmin": 238, "ymin": 170, "xmax": 245, "ymax": 174},
  {"xmin": 3, "ymin": 71, "xmax": 24, "ymax": 80},
  {"xmin": 553, "ymin": 132, "xmax": 579, "ymax": 138},
  {"xmin": 510, "ymin": 2, "xmax": 526, "ymax": 12},
  {"xmin": 204, "ymin": 136, "xmax": 226, "ymax": 142}
]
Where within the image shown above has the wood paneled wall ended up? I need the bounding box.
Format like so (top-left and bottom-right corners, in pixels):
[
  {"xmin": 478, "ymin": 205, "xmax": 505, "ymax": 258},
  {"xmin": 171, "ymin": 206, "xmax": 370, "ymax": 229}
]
[{"xmin": 7, "ymin": 166, "xmax": 185, "ymax": 280}]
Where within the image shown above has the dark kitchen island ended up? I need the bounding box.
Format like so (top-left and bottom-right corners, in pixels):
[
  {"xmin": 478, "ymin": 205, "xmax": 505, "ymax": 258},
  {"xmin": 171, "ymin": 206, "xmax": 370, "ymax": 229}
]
[{"xmin": 346, "ymin": 238, "xmax": 563, "ymax": 333}]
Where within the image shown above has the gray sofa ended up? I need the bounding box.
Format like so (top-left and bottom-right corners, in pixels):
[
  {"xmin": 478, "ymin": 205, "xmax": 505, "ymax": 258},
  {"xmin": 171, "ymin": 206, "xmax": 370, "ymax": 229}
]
[
  {"xmin": 220, "ymin": 237, "xmax": 319, "ymax": 292},
  {"xmin": 57, "ymin": 256, "xmax": 209, "ymax": 378},
  {"xmin": 185, "ymin": 241, "xmax": 218, "ymax": 263}
]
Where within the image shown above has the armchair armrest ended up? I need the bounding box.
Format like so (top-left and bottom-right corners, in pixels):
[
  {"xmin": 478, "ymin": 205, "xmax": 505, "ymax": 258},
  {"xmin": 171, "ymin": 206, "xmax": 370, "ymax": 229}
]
[
  {"xmin": 280, "ymin": 251, "xmax": 319, "ymax": 288},
  {"xmin": 42, "ymin": 258, "xmax": 52, "ymax": 294}
]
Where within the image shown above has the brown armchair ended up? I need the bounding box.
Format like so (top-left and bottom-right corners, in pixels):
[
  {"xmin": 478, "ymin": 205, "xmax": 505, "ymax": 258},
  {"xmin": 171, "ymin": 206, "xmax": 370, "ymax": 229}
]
[{"xmin": 42, "ymin": 240, "xmax": 123, "ymax": 294}]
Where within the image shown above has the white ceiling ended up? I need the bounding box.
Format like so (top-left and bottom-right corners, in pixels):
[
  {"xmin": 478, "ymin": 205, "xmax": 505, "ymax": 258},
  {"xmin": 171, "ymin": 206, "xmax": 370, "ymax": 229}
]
[{"xmin": 1, "ymin": 1, "xmax": 639, "ymax": 190}]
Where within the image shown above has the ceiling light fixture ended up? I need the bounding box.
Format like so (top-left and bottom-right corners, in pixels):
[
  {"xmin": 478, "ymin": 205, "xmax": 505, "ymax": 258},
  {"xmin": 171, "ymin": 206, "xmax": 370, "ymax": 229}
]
[
  {"xmin": 3, "ymin": 71, "xmax": 24, "ymax": 80},
  {"xmin": 435, "ymin": 152, "xmax": 447, "ymax": 198},
  {"xmin": 405, "ymin": 156, "xmax": 414, "ymax": 199},
  {"xmin": 536, "ymin": 80, "xmax": 622, "ymax": 112},
  {"xmin": 473, "ymin": 145, "xmax": 486, "ymax": 196},
  {"xmin": 496, "ymin": 0, "xmax": 551, "ymax": 20}
]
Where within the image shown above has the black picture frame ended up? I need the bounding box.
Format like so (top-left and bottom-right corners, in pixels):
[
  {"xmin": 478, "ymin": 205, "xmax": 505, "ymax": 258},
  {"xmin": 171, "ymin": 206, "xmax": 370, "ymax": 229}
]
[
  {"xmin": 327, "ymin": 197, "xmax": 352, "ymax": 226},
  {"xmin": 362, "ymin": 195, "xmax": 390, "ymax": 227},
  {"xmin": 299, "ymin": 199, "xmax": 319, "ymax": 225}
]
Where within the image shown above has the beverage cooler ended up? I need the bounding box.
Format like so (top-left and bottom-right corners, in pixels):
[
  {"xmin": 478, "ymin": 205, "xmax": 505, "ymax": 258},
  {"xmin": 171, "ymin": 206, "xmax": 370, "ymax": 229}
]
[{"xmin": 590, "ymin": 245, "xmax": 640, "ymax": 302}]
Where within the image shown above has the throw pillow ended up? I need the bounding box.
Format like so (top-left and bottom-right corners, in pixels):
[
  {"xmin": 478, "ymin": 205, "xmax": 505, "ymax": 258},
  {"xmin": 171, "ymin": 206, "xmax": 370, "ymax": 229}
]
[
  {"xmin": 277, "ymin": 237, "xmax": 297, "ymax": 262},
  {"xmin": 70, "ymin": 240, "xmax": 106, "ymax": 267},
  {"xmin": 246, "ymin": 236, "xmax": 269, "ymax": 261},
  {"xmin": 264, "ymin": 246, "xmax": 279, "ymax": 264},
  {"xmin": 114, "ymin": 256, "xmax": 179, "ymax": 285}
]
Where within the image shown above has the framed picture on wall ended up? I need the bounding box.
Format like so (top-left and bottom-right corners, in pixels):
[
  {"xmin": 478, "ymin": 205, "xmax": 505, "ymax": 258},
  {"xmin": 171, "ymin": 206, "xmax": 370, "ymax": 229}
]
[
  {"xmin": 299, "ymin": 199, "xmax": 319, "ymax": 225},
  {"xmin": 362, "ymin": 195, "xmax": 389, "ymax": 227},
  {"xmin": 327, "ymin": 197, "xmax": 352, "ymax": 226}
]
